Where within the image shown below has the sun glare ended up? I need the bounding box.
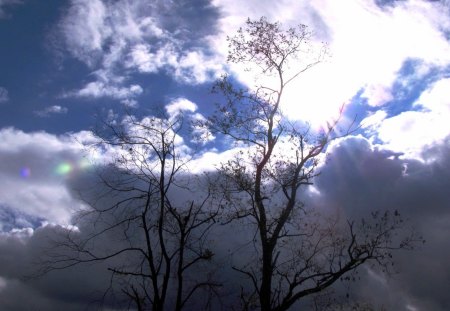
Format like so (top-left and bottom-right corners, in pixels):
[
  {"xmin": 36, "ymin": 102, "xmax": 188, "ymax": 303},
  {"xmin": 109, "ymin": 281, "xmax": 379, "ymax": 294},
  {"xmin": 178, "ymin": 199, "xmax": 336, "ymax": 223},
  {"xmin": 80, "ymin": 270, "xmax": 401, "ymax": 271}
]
[
  {"xmin": 281, "ymin": 74, "xmax": 350, "ymax": 133},
  {"xmin": 232, "ymin": 58, "xmax": 349, "ymax": 131}
]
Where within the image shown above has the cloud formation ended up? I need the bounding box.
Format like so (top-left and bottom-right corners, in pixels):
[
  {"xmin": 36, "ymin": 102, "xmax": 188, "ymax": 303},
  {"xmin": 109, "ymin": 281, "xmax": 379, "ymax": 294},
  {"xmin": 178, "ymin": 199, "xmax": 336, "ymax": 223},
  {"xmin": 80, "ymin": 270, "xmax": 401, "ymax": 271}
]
[
  {"xmin": 0, "ymin": 128, "xmax": 91, "ymax": 225},
  {"xmin": 0, "ymin": 0, "xmax": 449, "ymax": 310},
  {"xmin": 362, "ymin": 77, "xmax": 450, "ymax": 158},
  {"xmin": 55, "ymin": 0, "xmax": 224, "ymax": 102},
  {"xmin": 211, "ymin": 0, "xmax": 450, "ymax": 126},
  {"xmin": 0, "ymin": 134, "xmax": 449, "ymax": 310},
  {"xmin": 310, "ymin": 135, "xmax": 450, "ymax": 310}
]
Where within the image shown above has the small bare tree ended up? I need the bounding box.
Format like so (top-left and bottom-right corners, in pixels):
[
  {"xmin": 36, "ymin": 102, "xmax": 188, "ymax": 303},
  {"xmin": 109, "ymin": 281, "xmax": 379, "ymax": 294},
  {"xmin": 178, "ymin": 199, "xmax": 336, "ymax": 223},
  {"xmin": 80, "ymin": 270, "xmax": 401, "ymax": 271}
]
[
  {"xmin": 42, "ymin": 113, "xmax": 220, "ymax": 310},
  {"xmin": 203, "ymin": 17, "xmax": 421, "ymax": 311}
]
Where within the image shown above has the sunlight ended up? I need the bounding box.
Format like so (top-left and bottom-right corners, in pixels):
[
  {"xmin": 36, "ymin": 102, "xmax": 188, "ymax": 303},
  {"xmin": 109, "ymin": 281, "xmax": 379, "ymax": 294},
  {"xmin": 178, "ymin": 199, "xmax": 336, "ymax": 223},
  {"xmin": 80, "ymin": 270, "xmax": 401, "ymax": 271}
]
[
  {"xmin": 231, "ymin": 57, "xmax": 350, "ymax": 130},
  {"xmin": 279, "ymin": 57, "xmax": 362, "ymax": 131},
  {"xmin": 281, "ymin": 77, "xmax": 345, "ymax": 130}
]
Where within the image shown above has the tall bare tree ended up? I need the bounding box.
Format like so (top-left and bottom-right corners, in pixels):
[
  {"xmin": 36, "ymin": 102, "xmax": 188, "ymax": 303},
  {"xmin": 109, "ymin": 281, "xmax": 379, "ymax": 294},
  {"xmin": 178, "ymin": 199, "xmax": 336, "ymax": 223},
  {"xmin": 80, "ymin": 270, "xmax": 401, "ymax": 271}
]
[
  {"xmin": 42, "ymin": 113, "xmax": 220, "ymax": 310},
  {"xmin": 203, "ymin": 17, "xmax": 421, "ymax": 311}
]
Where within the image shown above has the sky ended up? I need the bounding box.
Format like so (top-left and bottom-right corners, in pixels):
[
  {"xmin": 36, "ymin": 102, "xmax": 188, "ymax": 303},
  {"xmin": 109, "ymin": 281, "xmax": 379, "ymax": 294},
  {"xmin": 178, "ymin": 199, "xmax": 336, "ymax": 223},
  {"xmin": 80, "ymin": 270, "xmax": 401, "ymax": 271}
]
[{"xmin": 0, "ymin": 0, "xmax": 450, "ymax": 310}]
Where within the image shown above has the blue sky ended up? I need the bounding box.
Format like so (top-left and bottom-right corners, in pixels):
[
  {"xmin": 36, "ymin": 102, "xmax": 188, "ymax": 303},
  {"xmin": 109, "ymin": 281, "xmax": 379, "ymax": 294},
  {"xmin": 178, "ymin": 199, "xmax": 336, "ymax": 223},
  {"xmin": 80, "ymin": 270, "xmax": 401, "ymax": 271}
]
[{"xmin": 1, "ymin": 0, "xmax": 450, "ymax": 310}]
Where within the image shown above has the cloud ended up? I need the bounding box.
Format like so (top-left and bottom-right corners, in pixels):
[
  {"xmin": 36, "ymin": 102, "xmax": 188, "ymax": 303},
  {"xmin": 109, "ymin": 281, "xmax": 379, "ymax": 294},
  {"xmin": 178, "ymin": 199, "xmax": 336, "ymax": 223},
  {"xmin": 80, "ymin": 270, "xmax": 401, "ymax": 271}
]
[
  {"xmin": 0, "ymin": 164, "xmax": 225, "ymax": 310},
  {"xmin": 210, "ymin": 0, "xmax": 450, "ymax": 127},
  {"xmin": 0, "ymin": 128, "xmax": 93, "ymax": 225},
  {"xmin": 362, "ymin": 77, "xmax": 450, "ymax": 158},
  {"xmin": 165, "ymin": 98, "xmax": 197, "ymax": 118},
  {"xmin": 0, "ymin": 128, "xmax": 137, "ymax": 308},
  {"xmin": 71, "ymin": 81, "xmax": 143, "ymax": 100},
  {"xmin": 0, "ymin": 225, "xmax": 119, "ymax": 311},
  {"xmin": 125, "ymin": 43, "xmax": 174, "ymax": 73},
  {"xmin": 361, "ymin": 84, "xmax": 394, "ymax": 107},
  {"xmin": 163, "ymin": 98, "xmax": 216, "ymax": 145},
  {"xmin": 34, "ymin": 105, "xmax": 68, "ymax": 117},
  {"xmin": 58, "ymin": 0, "xmax": 111, "ymax": 67},
  {"xmin": 0, "ymin": 0, "xmax": 22, "ymax": 18},
  {"xmin": 120, "ymin": 98, "xmax": 138, "ymax": 108},
  {"xmin": 0, "ymin": 131, "xmax": 449, "ymax": 309},
  {"xmin": 55, "ymin": 0, "xmax": 224, "ymax": 101},
  {"xmin": 0, "ymin": 87, "xmax": 9, "ymax": 103},
  {"xmin": 310, "ymin": 135, "xmax": 450, "ymax": 310}
]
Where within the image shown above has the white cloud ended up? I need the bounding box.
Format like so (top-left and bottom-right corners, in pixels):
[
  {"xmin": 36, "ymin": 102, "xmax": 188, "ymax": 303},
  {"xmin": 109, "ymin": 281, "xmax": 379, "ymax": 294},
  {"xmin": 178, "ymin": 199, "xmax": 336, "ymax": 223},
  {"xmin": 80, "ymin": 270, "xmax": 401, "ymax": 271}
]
[
  {"xmin": 57, "ymin": 0, "xmax": 224, "ymax": 99},
  {"xmin": 164, "ymin": 98, "xmax": 217, "ymax": 145},
  {"xmin": 125, "ymin": 43, "xmax": 174, "ymax": 73},
  {"xmin": 361, "ymin": 84, "xmax": 394, "ymax": 107},
  {"xmin": 34, "ymin": 105, "xmax": 68, "ymax": 117},
  {"xmin": 188, "ymin": 147, "xmax": 241, "ymax": 173},
  {"xmin": 174, "ymin": 50, "xmax": 224, "ymax": 84},
  {"xmin": 0, "ymin": 128, "xmax": 93, "ymax": 225},
  {"xmin": 210, "ymin": 0, "xmax": 450, "ymax": 127},
  {"xmin": 414, "ymin": 78, "xmax": 450, "ymax": 114},
  {"xmin": 0, "ymin": 87, "xmax": 8, "ymax": 103},
  {"xmin": 361, "ymin": 110, "xmax": 388, "ymax": 131},
  {"xmin": 60, "ymin": 0, "xmax": 111, "ymax": 66},
  {"xmin": 165, "ymin": 98, "xmax": 197, "ymax": 118},
  {"xmin": 190, "ymin": 113, "xmax": 216, "ymax": 145},
  {"xmin": 74, "ymin": 81, "xmax": 143, "ymax": 100},
  {"xmin": 120, "ymin": 98, "xmax": 138, "ymax": 108},
  {"xmin": 363, "ymin": 78, "xmax": 450, "ymax": 158},
  {"xmin": 125, "ymin": 44, "xmax": 224, "ymax": 84},
  {"xmin": 54, "ymin": 0, "xmax": 450, "ymax": 156}
]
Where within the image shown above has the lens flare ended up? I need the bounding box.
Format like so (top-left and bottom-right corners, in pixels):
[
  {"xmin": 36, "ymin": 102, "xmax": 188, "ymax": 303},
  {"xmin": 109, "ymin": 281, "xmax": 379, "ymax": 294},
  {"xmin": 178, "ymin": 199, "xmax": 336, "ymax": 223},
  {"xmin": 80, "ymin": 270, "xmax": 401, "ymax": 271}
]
[
  {"xmin": 54, "ymin": 159, "xmax": 92, "ymax": 176},
  {"xmin": 20, "ymin": 167, "xmax": 31, "ymax": 178},
  {"xmin": 55, "ymin": 162, "xmax": 72, "ymax": 175}
]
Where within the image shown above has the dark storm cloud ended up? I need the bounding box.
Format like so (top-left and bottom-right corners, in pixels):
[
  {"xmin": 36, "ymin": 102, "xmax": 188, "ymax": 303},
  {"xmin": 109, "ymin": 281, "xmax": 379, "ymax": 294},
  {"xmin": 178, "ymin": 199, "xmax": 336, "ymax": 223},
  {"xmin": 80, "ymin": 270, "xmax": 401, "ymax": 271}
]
[
  {"xmin": 0, "ymin": 135, "xmax": 449, "ymax": 310},
  {"xmin": 0, "ymin": 125, "xmax": 449, "ymax": 311},
  {"xmin": 0, "ymin": 226, "xmax": 122, "ymax": 311},
  {"xmin": 309, "ymin": 135, "xmax": 450, "ymax": 310},
  {"xmin": 0, "ymin": 164, "xmax": 228, "ymax": 310}
]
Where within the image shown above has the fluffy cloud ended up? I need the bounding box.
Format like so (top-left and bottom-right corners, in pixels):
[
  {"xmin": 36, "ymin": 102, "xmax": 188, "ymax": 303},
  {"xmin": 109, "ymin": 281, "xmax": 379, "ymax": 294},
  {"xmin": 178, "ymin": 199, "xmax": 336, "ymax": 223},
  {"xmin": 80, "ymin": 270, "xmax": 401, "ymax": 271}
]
[
  {"xmin": 362, "ymin": 77, "xmax": 450, "ymax": 158},
  {"xmin": 163, "ymin": 98, "xmax": 216, "ymax": 145},
  {"xmin": 59, "ymin": 0, "xmax": 111, "ymax": 66},
  {"xmin": 55, "ymin": 0, "xmax": 450, "ymax": 114},
  {"xmin": 55, "ymin": 0, "xmax": 224, "ymax": 101},
  {"xmin": 1, "ymin": 134, "xmax": 449, "ymax": 310},
  {"xmin": 310, "ymin": 135, "xmax": 450, "ymax": 310},
  {"xmin": 165, "ymin": 98, "xmax": 197, "ymax": 118},
  {"xmin": 0, "ymin": 128, "xmax": 93, "ymax": 225},
  {"xmin": 74, "ymin": 81, "xmax": 143, "ymax": 100},
  {"xmin": 125, "ymin": 43, "xmax": 175, "ymax": 73},
  {"xmin": 210, "ymin": 0, "xmax": 450, "ymax": 127},
  {"xmin": 0, "ymin": 87, "xmax": 8, "ymax": 103}
]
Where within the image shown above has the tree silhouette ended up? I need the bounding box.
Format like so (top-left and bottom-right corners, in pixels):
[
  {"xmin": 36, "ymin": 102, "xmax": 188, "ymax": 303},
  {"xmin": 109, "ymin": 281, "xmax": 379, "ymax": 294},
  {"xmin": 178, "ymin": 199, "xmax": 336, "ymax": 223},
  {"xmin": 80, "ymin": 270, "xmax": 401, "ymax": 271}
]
[
  {"xmin": 41, "ymin": 113, "xmax": 220, "ymax": 310},
  {"xmin": 203, "ymin": 17, "xmax": 421, "ymax": 311},
  {"xmin": 38, "ymin": 16, "xmax": 423, "ymax": 311}
]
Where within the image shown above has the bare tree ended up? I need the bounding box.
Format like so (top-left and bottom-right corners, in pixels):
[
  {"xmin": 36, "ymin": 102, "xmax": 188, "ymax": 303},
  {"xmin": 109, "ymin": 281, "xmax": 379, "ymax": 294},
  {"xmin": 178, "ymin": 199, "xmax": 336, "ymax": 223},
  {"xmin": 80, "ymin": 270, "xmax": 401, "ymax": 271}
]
[
  {"xmin": 202, "ymin": 17, "xmax": 422, "ymax": 311},
  {"xmin": 42, "ymin": 113, "xmax": 220, "ymax": 310}
]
